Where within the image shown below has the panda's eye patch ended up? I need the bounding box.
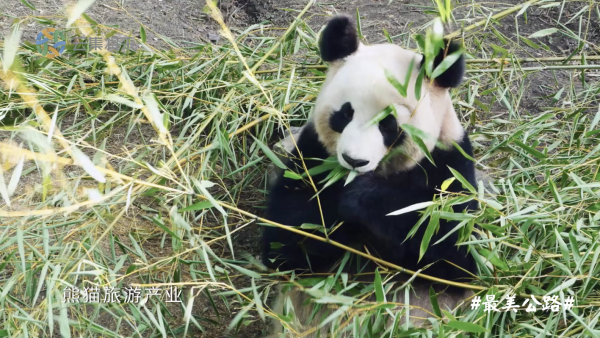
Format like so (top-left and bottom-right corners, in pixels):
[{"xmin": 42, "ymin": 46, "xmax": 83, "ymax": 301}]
[
  {"xmin": 379, "ymin": 113, "xmax": 402, "ymax": 148},
  {"xmin": 329, "ymin": 102, "xmax": 354, "ymax": 133}
]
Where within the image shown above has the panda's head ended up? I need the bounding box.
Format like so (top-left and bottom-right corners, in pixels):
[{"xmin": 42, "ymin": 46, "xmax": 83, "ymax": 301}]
[{"xmin": 312, "ymin": 15, "xmax": 466, "ymax": 173}]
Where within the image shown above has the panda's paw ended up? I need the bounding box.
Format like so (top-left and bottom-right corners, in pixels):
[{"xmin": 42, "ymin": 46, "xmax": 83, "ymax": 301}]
[
  {"xmin": 338, "ymin": 194, "xmax": 361, "ymax": 222},
  {"xmin": 338, "ymin": 172, "xmax": 377, "ymax": 221},
  {"xmin": 351, "ymin": 171, "xmax": 380, "ymax": 187}
]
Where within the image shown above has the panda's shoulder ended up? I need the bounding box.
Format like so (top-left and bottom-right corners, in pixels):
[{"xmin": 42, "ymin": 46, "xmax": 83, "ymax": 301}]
[{"xmin": 292, "ymin": 122, "xmax": 330, "ymax": 159}]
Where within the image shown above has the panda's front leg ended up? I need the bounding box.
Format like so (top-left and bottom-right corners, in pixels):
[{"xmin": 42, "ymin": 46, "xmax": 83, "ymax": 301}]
[
  {"xmin": 262, "ymin": 176, "xmax": 347, "ymax": 271},
  {"xmin": 262, "ymin": 123, "xmax": 350, "ymax": 273},
  {"xmin": 337, "ymin": 172, "xmax": 475, "ymax": 283},
  {"xmin": 337, "ymin": 172, "xmax": 419, "ymax": 243}
]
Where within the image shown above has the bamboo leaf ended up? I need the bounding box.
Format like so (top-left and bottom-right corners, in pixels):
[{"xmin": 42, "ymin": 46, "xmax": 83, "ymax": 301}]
[
  {"xmin": 179, "ymin": 201, "xmax": 214, "ymax": 212},
  {"xmin": 319, "ymin": 305, "xmax": 350, "ymax": 329},
  {"xmin": 514, "ymin": 140, "xmax": 547, "ymax": 159},
  {"xmin": 3, "ymin": 28, "xmax": 22, "ymax": 72},
  {"xmin": 367, "ymin": 105, "xmax": 396, "ymax": 127},
  {"xmin": 140, "ymin": 25, "xmax": 147, "ymax": 43},
  {"xmin": 401, "ymin": 124, "xmax": 435, "ymax": 165},
  {"xmin": 387, "ymin": 201, "xmax": 436, "ymax": 216},
  {"xmin": 446, "ymin": 321, "xmax": 487, "ymax": 333},
  {"xmin": 441, "ymin": 177, "xmax": 455, "ymax": 192},
  {"xmin": 385, "ymin": 59, "xmax": 415, "ymax": 98},
  {"xmin": 344, "ymin": 170, "xmax": 358, "ymax": 186},
  {"xmin": 383, "ymin": 28, "xmax": 392, "ymax": 43},
  {"xmin": 252, "ymin": 135, "xmax": 287, "ymax": 170},
  {"xmin": 374, "ymin": 268, "xmax": 385, "ymax": 303},
  {"xmin": 429, "ymin": 286, "xmax": 442, "ymax": 318},
  {"xmin": 227, "ymin": 264, "xmax": 261, "ymax": 279},
  {"xmin": 419, "ymin": 210, "xmax": 440, "ymax": 261},
  {"xmin": 19, "ymin": 0, "xmax": 37, "ymax": 10},
  {"xmin": 548, "ymin": 179, "xmax": 563, "ymax": 207},
  {"xmin": 58, "ymin": 303, "xmax": 71, "ymax": 338},
  {"xmin": 201, "ymin": 242, "xmax": 216, "ymax": 283},
  {"xmin": 71, "ymin": 145, "xmax": 106, "ymax": 183},
  {"xmin": 452, "ymin": 141, "xmax": 476, "ymax": 162},
  {"xmin": 356, "ymin": 8, "xmax": 363, "ymax": 40},
  {"xmin": 102, "ymin": 94, "xmax": 144, "ymax": 109},
  {"xmin": 529, "ymin": 28, "xmax": 559, "ymax": 38},
  {"xmin": 251, "ymin": 278, "xmax": 265, "ymax": 321},
  {"xmin": 431, "ymin": 49, "xmax": 463, "ymax": 80},
  {"xmin": 590, "ymin": 104, "xmax": 600, "ymax": 131},
  {"xmin": 448, "ymin": 166, "xmax": 476, "ymax": 193},
  {"xmin": 546, "ymin": 277, "xmax": 577, "ymax": 296},
  {"xmin": 478, "ymin": 248, "xmax": 509, "ymax": 271},
  {"xmin": 0, "ymin": 165, "xmax": 11, "ymax": 207},
  {"xmin": 66, "ymin": 0, "xmax": 96, "ymax": 27},
  {"xmin": 284, "ymin": 170, "xmax": 303, "ymax": 180},
  {"xmin": 555, "ymin": 228, "xmax": 571, "ymax": 268}
]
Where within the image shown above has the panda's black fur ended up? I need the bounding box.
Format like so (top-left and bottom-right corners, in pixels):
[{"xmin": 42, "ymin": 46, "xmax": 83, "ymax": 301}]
[
  {"xmin": 424, "ymin": 39, "xmax": 466, "ymax": 89},
  {"xmin": 318, "ymin": 15, "xmax": 359, "ymax": 62},
  {"xmin": 262, "ymin": 15, "xmax": 478, "ymax": 335},
  {"xmin": 263, "ymin": 123, "xmax": 477, "ymax": 286}
]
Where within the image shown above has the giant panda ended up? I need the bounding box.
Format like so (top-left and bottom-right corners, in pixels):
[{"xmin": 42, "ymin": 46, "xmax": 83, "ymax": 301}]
[{"xmin": 262, "ymin": 15, "xmax": 478, "ymax": 337}]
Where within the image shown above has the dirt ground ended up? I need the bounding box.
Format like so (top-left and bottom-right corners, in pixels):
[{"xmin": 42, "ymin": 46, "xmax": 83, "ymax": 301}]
[
  {"xmin": 1, "ymin": 0, "xmax": 599, "ymax": 337},
  {"xmin": 3, "ymin": 0, "xmax": 591, "ymax": 51}
]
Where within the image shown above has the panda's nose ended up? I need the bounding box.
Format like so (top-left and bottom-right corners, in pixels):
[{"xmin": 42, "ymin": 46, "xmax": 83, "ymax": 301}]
[{"xmin": 342, "ymin": 154, "xmax": 370, "ymax": 168}]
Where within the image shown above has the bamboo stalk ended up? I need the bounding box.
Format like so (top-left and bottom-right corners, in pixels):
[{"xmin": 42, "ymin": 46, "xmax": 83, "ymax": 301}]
[
  {"xmin": 70, "ymin": 15, "xmax": 171, "ymax": 148},
  {"xmin": 294, "ymin": 63, "xmax": 600, "ymax": 79},
  {"xmin": 91, "ymin": 0, "xmax": 318, "ymax": 226},
  {"xmin": 165, "ymin": 0, "xmax": 317, "ymax": 172},
  {"xmin": 253, "ymin": 56, "xmax": 600, "ymax": 75},
  {"xmin": 179, "ymin": 95, "xmax": 315, "ymax": 166},
  {"xmin": 193, "ymin": 194, "xmax": 551, "ymax": 302},
  {"xmin": 0, "ymin": 142, "xmax": 186, "ymax": 197},
  {"xmin": 445, "ymin": 0, "xmax": 546, "ymax": 39},
  {"xmin": 114, "ymin": 0, "xmax": 559, "ymax": 297},
  {"xmin": 204, "ymin": 194, "xmax": 486, "ymax": 291},
  {"xmin": 468, "ymin": 55, "xmax": 600, "ymax": 64},
  {"xmin": 0, "ymin": 61, "xmax": 99, "ymax": 179},
  {"xmin": 468, "ymin": 64, "xmax": 600, "ymax": 72},
  {"xmin": 204, "ymin": 194, "xmax": 574, "ymax": 304}
]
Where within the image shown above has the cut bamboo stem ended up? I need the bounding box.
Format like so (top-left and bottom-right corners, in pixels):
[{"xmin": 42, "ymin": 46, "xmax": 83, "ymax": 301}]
[
  {"xmin": 194, "ymin": 194, "xmax": 548, "ymax": 301},
  {"xmin": 469, "ymin": 64, "xmax": 600, "ymax": 72},
  {"xmin": 202, "ymin": 194, "xmax": 486, "ymax": 291},
  {"xmin": 253, "ymin": 56, "xmax": 600, "ymax": 75}
]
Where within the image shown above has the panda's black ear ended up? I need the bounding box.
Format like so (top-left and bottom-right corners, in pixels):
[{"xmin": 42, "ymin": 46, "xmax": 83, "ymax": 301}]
[
  {"xmin": 319, "ymin": 15, "xmax": 359, "ymax": 62},
  {"xmin": 420, "ymin": 39, "xmax": 466, "ymax": 88}
]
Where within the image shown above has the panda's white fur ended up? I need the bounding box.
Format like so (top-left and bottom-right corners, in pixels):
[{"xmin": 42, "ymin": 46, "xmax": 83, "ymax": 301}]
[{"xmin": 263, "ymin": 15, "xmax": 477, "ymax": 338}]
